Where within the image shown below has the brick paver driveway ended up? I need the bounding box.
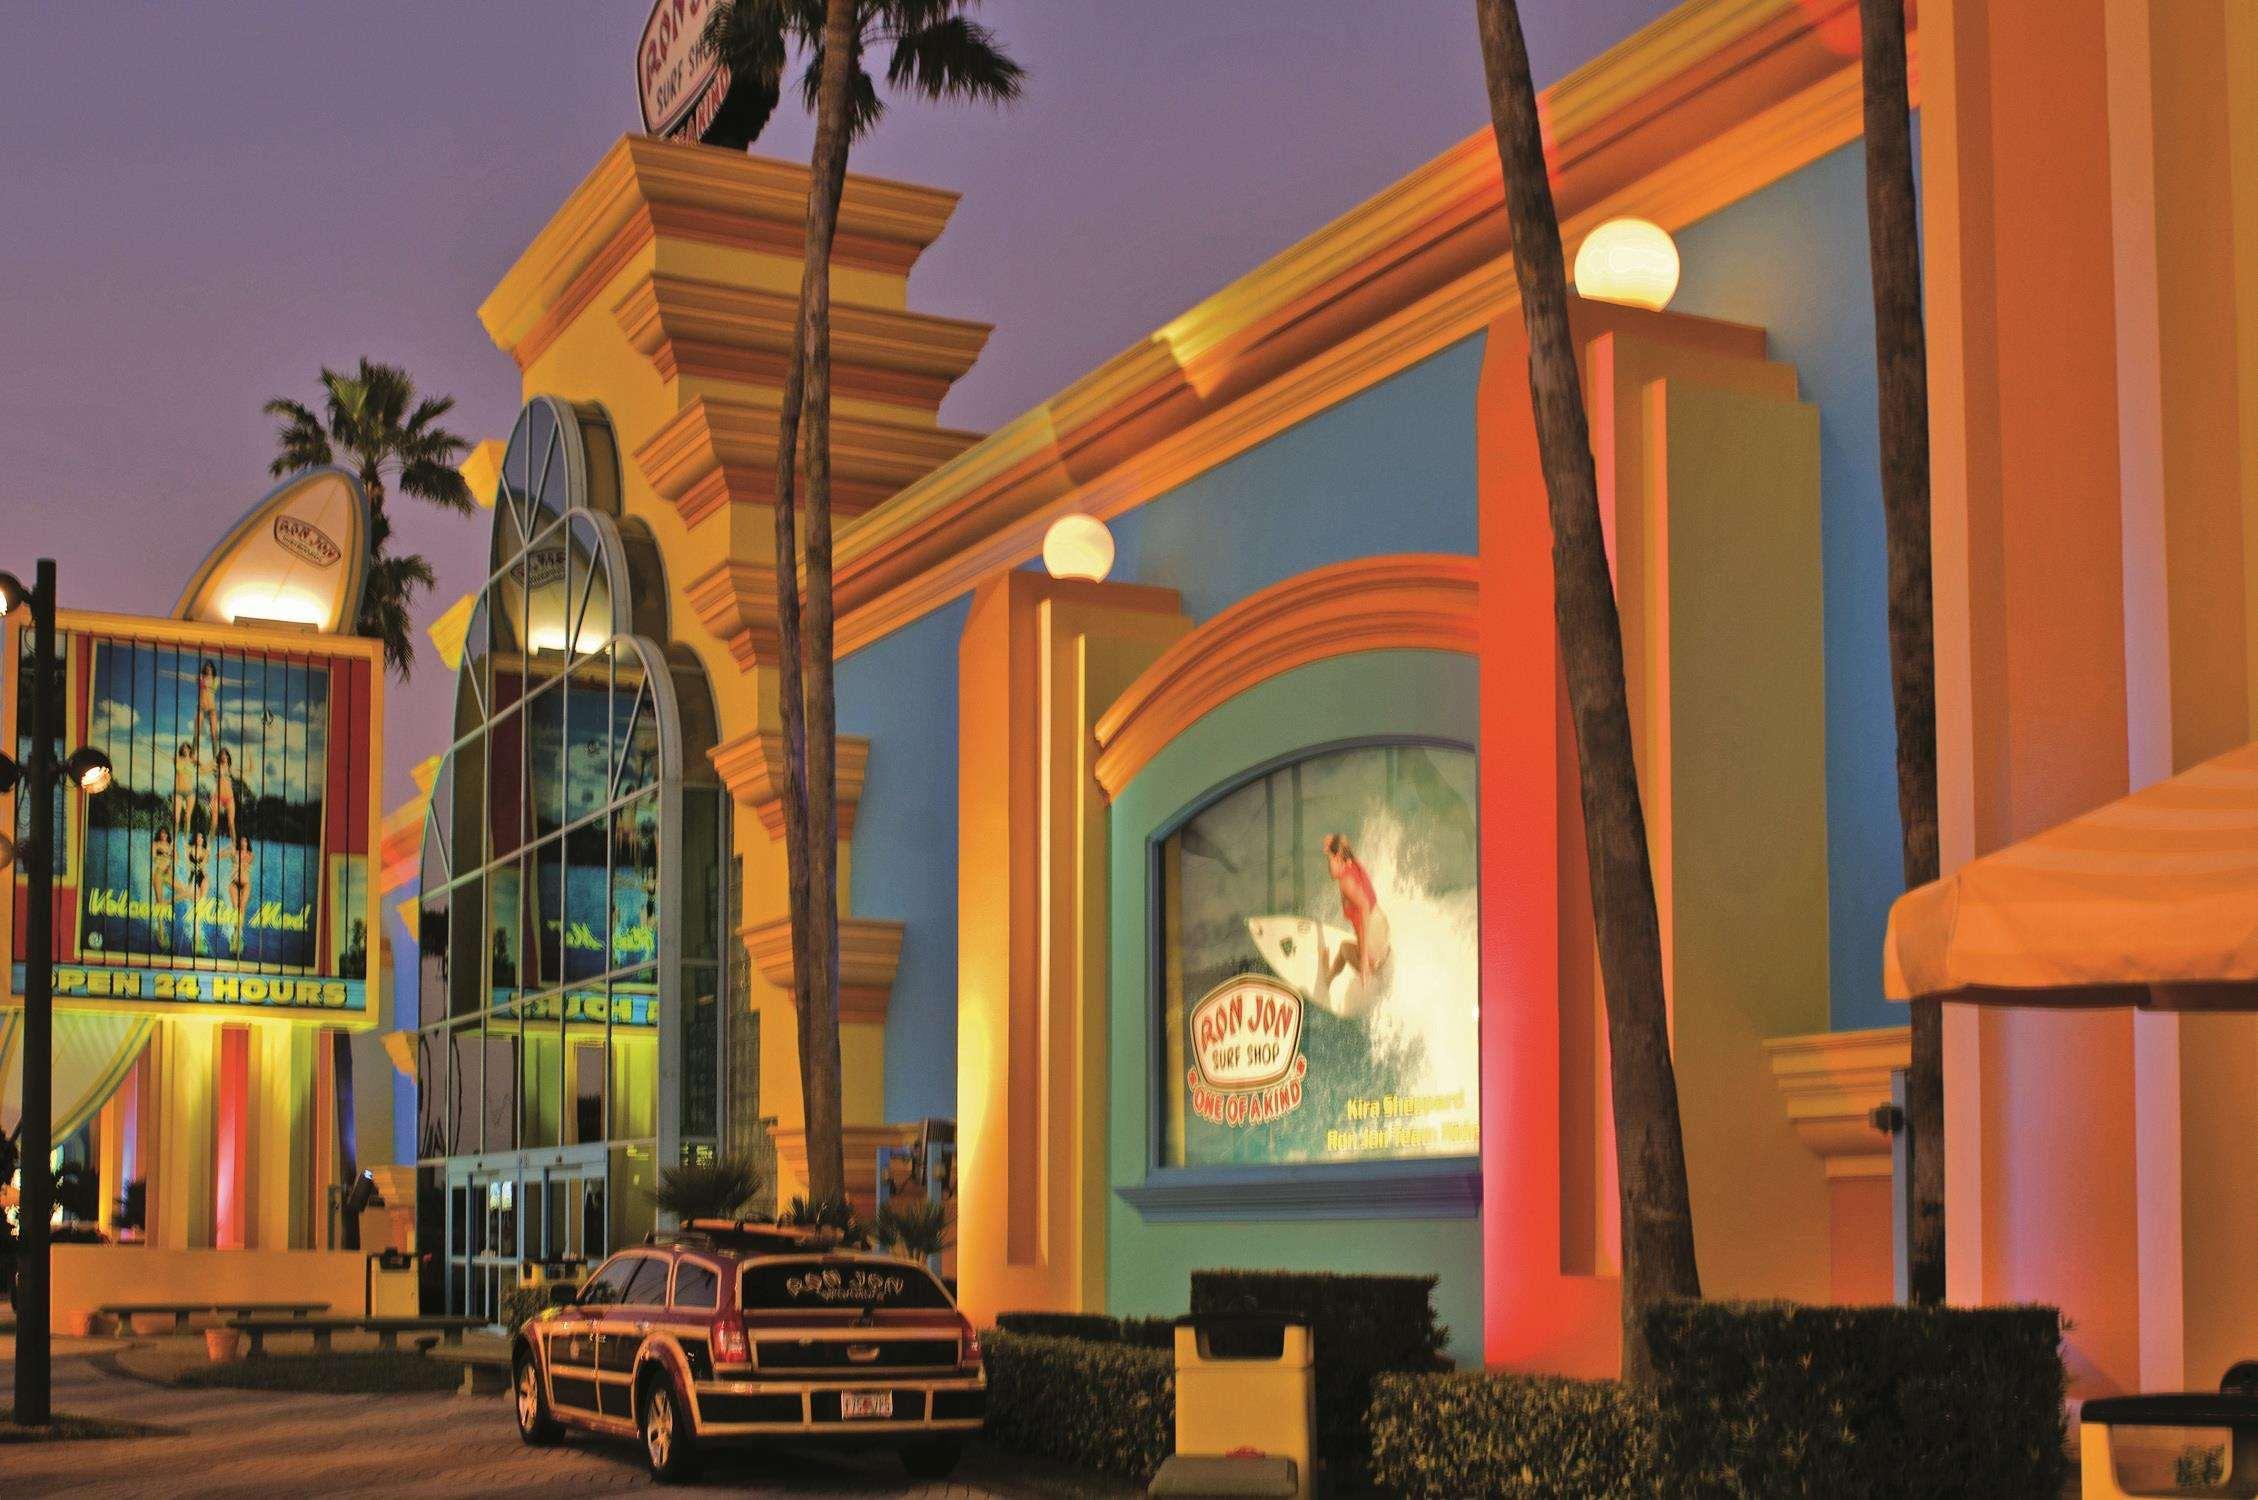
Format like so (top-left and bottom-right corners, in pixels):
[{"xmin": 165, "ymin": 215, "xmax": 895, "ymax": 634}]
[{"xmin": 0, "ymin": 1338, "xmax": 1134, "ymax": 1499}]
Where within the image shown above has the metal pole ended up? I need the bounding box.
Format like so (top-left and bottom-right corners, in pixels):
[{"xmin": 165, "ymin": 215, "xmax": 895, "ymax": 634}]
[{"xmin": 13, "ymin": 558, "xmax": 55, "ymax": 1426}]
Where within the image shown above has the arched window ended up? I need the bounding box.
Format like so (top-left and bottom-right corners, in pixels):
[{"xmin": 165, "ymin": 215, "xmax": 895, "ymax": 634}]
[{"xmin": 413, "ymin": 397, "xmax": 724, "ymax": 1318}]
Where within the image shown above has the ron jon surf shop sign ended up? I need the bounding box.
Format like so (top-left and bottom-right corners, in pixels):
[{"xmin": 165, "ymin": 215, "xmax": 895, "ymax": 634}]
[
  {"xmin": 637, "ymin": 0, "xmax": 755, "ymax": 147},
  {"xmin": 1187, "ymin": 976, "xmax": 1307, "ymax": 1128}
]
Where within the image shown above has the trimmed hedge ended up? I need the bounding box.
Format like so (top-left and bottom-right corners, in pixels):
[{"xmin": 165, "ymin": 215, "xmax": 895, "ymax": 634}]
[
  {"xmin": 1191, "ymin": 1269, "xmax": 1448, "ymax": 1488},
  {"xmin": 1368, "ymin": 1370, "xmax": 1659, "ymax": 1499},
  {"xmin": 1643, "ymin": 1300, "xmax": 2069, "ymax": 1499},
  {"xmin": 994, "ymin": 1310, "xmax": 1175, "ymax": 1349},
  {"xmin": 983, "ymin": 1330, "xmax": 1174, "ymax": 1483}
]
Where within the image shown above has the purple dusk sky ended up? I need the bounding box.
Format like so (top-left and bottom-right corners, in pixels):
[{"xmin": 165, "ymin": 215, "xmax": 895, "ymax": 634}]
[{"xmin": 0, "ymin": 1, "xmax": 1675, "ymax": 809}]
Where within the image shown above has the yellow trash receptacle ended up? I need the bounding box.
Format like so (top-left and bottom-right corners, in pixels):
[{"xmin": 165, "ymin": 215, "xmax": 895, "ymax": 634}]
[
  {"xmin": 2077, "ymin": 1392, "xmax": 2258, "ymax": 1499},
  {"xmin": 1148, "ymin": 1312, "xmax": 1316, "ymax": 1500}
]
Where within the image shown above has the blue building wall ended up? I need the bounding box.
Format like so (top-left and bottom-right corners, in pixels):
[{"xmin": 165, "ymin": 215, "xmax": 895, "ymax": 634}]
[
  {"xmin": 837, "ymin": 593, "xmax": 971, "ymax": 1123},
  {"xmin": 1103, "ymin": 336, "xmax": 1484, "ymax": 620},
  {"xmin": 1672, "ymin": 131, "xmax": 1913, "ymax": 1035},
  {"xmin": 843, "ymin": 340, "xmax": 1487, "ymax": 1125}
]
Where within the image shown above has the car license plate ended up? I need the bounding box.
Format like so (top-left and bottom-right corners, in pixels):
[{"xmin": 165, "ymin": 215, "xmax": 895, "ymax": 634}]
[{"xmin": 841, "ymin": 1390, "xmax": 893, "ymax": 1420}]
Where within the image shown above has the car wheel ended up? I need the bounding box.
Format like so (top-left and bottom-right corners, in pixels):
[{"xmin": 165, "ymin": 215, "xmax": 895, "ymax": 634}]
[
  {"xmin": 900, "ymin": 1438, "xmax": 964, "ymax": 1480},
  {"xmin": 639, "ymin": 1371, "xmax": 702, "ymax": 1483},
  {"xmin": 513, "ymin": 1353, "xmax": 561, "ymax": 1446}
]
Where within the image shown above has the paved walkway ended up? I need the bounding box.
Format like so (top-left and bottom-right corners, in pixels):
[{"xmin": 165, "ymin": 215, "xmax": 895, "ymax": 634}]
[{"xmin": 0, "ymin": 1335, "xmax": 1136, "ymax": 1498}]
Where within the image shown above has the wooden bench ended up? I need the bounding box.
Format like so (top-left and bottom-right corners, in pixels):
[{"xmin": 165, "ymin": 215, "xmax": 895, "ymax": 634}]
[
  {"xmin": 428, "ymin": 1343, "xmax": 511, "ymax": 1397},
  {"xmin": 228, "ymin": 1314, "xmax": 482, "ymax": 1358},
  {"xmin": 97, "ymin": 1301, "xmax": 327, "ymax": 1334}
]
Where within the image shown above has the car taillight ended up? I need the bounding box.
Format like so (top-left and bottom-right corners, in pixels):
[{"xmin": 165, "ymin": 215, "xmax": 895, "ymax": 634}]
[
  {"xmin": 958, "ymin": 1326, "xmax": 983, "ymax": 1369},
  {"xmin": 713, "ymin": 1317, "xmax": 749, "ymax": 1365}
]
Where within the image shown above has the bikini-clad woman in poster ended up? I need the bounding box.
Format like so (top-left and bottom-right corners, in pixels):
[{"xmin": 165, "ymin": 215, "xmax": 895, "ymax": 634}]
[{"xmin": 226, "ymin": 836, "xmax": 254, "ymax": 955}]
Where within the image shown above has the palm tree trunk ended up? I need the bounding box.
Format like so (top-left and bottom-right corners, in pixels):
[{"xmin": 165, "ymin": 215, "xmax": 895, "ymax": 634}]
[
  {"xmin": 769, "ymin": 76, "xmax": 821, "ymax": 1210},
  {"xmin": 791, "ymin": 0, "xmax": 859, "ymax": 1208},
  {"xmin": 1474, "ymin": 0, "xmax": 1702, "ymax": 1387},
  {"xmin": 1858, "ymin": 0, "xmax": 1944, "ymax": 1305}
]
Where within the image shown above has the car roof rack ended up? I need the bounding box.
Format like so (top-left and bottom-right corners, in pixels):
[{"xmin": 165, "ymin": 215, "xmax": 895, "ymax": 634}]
[{"xmin": 645, "ymin": 1219, "xmax": 848, "ymax": 1255}]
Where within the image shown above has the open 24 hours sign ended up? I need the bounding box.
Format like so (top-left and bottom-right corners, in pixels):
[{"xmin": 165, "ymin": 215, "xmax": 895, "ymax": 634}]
[{"xmin": 1186, "ymin": 975, "xmax": 1308, "ymax": 1128}]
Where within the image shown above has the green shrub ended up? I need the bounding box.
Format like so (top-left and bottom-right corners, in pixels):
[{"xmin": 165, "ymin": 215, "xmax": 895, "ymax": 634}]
[
  {"xmin": 983, "ymin": 1330, "xmax": 1174, "ymax": 1483},
  {"xmin": 500, "ymin": 1284, "xmax": 555, "ymax": 1337},
  {"xmin": 1191, "ymin": 1269, "xmax": 1446, "ymax": 1488},
  {"xmin": 994, "ymin": 1311, "xmax": 1176, "ymax": 1350},
  {"xmin": 1367, "ymin": 1369, "xmax": 1660, "ymax": 1498},
  {"xmin": 1642, "ymin": 1300, "xmax": 2069, "ymax": 1499}
]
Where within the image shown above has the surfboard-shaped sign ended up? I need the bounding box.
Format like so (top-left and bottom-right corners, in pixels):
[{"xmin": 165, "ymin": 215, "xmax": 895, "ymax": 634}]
[
  {"xmin": 173, "ymin": 467, "xmax": 370, "ymax": 634},
  {"xmin": 637, "ymin": 0, "xmax": 774, "ymax": 149}
]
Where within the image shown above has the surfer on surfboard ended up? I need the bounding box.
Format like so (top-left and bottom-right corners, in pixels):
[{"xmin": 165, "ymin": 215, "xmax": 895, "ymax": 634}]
[{"xmin": 1315, "ymin": 832, "xmax": 1392, "ymax": 1004}]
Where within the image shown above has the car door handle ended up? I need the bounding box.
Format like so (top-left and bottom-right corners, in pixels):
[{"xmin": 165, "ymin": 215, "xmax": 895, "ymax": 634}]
[{"xmin": 636, "ymin": 1321, "xmax": 652, "ymax": 1334}]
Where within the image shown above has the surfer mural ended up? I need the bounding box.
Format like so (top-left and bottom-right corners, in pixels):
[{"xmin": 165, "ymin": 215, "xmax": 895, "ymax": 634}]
[{"xmin": 1159, "ymin": 741, "xmax": 1480, "ymax": 1170}]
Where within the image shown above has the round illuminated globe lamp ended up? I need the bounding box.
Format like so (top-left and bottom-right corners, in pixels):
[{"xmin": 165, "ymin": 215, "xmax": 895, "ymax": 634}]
[
  {"xmin": 1573, "ymin": 217, "xmax": 1680, "ymax": 312},
  {"xmin": 1042, "ymin": 513, "xmax": 1115, "ymax": 583}
]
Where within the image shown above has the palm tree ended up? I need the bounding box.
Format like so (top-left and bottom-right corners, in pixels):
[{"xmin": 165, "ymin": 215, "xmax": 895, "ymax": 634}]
[
  {"xmin": 263, "ymin": 358, "xmax": 475, "ymax": 678},
  {"xmin": 1473, "ymin": 0, "xmax": 1702, "ymax": 1386},
  {"xmin": 1856, "ymin": 0, "xmax": 1943, "ymax": 1305},
  {"xmin": 655, "ymin": 1155, "xmax": 765, "ymax": 1222},
  {"xmin": 701, "ymin": 0, "xmax": 1022, "ymax": 1207}
]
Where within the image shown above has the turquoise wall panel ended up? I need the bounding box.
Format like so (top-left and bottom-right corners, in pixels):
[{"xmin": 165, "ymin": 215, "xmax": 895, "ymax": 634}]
[{"xmin": 1108, "ymin": 649, "xmax": 1482, "ymax": 1362}]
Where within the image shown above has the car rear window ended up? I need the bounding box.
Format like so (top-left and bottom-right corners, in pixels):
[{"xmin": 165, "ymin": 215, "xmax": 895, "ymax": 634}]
[{"xmin": 739, "ymin": 1259, "xmax": 954, "ymax": 1311}]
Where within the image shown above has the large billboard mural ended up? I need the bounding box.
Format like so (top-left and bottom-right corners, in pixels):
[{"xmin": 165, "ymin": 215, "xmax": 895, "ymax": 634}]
[
  {"xmin": 1158, "ymin": 741, "xmax": 1480, "ymax": 1169},
  {"xmin": 9, "ymin": 617, "xmax": 379, "ymax": 1020}
]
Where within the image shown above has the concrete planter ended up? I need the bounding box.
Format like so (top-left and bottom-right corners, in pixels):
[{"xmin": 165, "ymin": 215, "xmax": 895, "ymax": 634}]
[{"xmin": 203, "ymin": 1328, "xmax": 244, "ymax": 1363}]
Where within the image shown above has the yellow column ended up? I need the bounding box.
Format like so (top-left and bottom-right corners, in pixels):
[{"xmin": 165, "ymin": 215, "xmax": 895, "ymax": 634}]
[{"xmin": 954, "ymin": 570, "xmax": 1188, "ymax": 1325}]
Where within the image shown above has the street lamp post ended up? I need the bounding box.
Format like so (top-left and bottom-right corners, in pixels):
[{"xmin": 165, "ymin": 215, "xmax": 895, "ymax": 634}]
[
  {"xmin": 2, "ymin": 560, "xmax": 112, "ymax": 1429},
  {"xmin": 11, "ymin": 559, "xmax": 57, "ymax": 1430}
]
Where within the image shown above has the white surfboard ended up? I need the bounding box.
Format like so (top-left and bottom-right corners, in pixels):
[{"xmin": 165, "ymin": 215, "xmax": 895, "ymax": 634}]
[{"xmin": 1246, "ymin": 914, "xmax": 1386, "ymax": 1020}]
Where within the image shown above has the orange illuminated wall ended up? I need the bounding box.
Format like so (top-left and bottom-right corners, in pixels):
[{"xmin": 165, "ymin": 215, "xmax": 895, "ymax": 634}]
[
  {"xmin": 1480, "ymin": 296, "xmax": 1834, "ymax": 1374},
  {"xmin": 214, "ymin": 1025, "xmax": 250, "ymax": 1250}
]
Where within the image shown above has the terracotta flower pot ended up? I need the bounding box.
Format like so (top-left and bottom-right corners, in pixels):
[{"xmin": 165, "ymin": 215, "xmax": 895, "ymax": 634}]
[
  {"xmin": 52, "ymin": 1308, "xmax": 94, "ymax": 1337},
  {"xmin": 130, "ymin": 1312, "xmax": 176, "ymax": 1337},
  {"xmin": 203, "ymin": 1328, "xmax": 244, "ymax": 1363}
]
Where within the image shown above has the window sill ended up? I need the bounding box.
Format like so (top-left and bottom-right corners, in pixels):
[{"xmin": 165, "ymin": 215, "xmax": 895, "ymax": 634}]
[{"xmin": 1114, "ymin": 1158, "xmax": 1480, "ymax": 1222}]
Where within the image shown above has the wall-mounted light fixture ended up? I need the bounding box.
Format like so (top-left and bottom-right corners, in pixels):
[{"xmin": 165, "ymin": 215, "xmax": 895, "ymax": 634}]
[
  {"xmin": 1042, "ymin": 513, "xmax": 1115, "ymax": 583},
  {"xmin": 1573, "ymin": 217, "xmax": 1680, "ymax": 312}
]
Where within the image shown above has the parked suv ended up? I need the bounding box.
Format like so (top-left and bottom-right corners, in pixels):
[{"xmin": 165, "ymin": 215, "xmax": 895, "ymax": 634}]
[{"xmin": 512, "ymin": 1220, "xmax": 985, "ymax": 1483}]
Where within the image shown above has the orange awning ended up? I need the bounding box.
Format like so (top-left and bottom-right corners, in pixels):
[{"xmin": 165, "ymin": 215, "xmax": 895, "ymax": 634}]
[{"xmin": 1885, "ymin": 743, "xmax": 2258, "ymax": 1009}]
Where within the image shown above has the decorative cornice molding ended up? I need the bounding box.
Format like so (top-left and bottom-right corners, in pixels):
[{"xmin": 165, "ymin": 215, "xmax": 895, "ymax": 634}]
[
  {"xmin": 1761, "ymin": 1026, "xmax": 1911, "ymax": 1180},
  {"xmin": 480, "ymin": 137, "xmax": 963, "ymax": 370},
  {"xmin": 1092, "ymin": 554, "xmax": 1479, "ymax": 798},
  {"xmin": 684, "ymin": 560, "xmax": 782, "ymax": 672},
  {"xmin": 740, "ymin": 915, "xmax": 906, "ymax": 1026},
  {"xmin": 634, "ymin": 396, "xmax": 982, "ymax": 529},
  {"xmin": 612, "ymin": 273, "xmax": 990, "ymax": 410},
  {"xmin": 830, "ymin": 0, "xmax": 1900, "ymax": 658},
  {"xmin": 709, "ymin": 730, "xmax": 870, "ymax": 843}
]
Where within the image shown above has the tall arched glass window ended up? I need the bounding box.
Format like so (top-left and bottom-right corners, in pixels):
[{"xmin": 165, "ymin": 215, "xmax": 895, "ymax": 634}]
[{"xmin": 413, "ymin": 397, "xmax": 725, "ymax": 1320}]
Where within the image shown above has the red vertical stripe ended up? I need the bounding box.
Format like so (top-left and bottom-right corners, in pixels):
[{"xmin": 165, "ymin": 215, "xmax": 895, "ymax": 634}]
[{"xmin": 215, "ymin": 1025, "xmax": 250, "ymax": 1249}]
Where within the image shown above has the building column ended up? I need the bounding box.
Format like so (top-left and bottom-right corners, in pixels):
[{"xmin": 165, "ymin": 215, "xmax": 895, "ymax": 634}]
[
  {"xmin": 1927, "ymin": 0, "xmax": 2258, "ymax": 1396},
  {"xmin": 954, "ymin": 570, "xmax": 1188, "ymax": 1326}
]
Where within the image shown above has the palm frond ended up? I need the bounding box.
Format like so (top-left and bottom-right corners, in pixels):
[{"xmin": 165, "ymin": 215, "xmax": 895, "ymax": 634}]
[
  {"xmin": 882, "ymin": 13, "xmax": 1024, "ymax": 106},
  {"xmin": 402, "ymin": 394, "xmax": 458, "ymax": 435},
  {"xmin": 396, "ymin": 456, "xmax": 474, "ymax": 513},
  {"xmin": 797, "ymin": 52, "xmax": 885, "ymax": 139},
  {"xmin": 359, "ymin": 550, "xmax": 438, "ymax": 680},
  {"xmin": 263, "ymin": 397, "xmax": 334, "ymax": 476}
]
